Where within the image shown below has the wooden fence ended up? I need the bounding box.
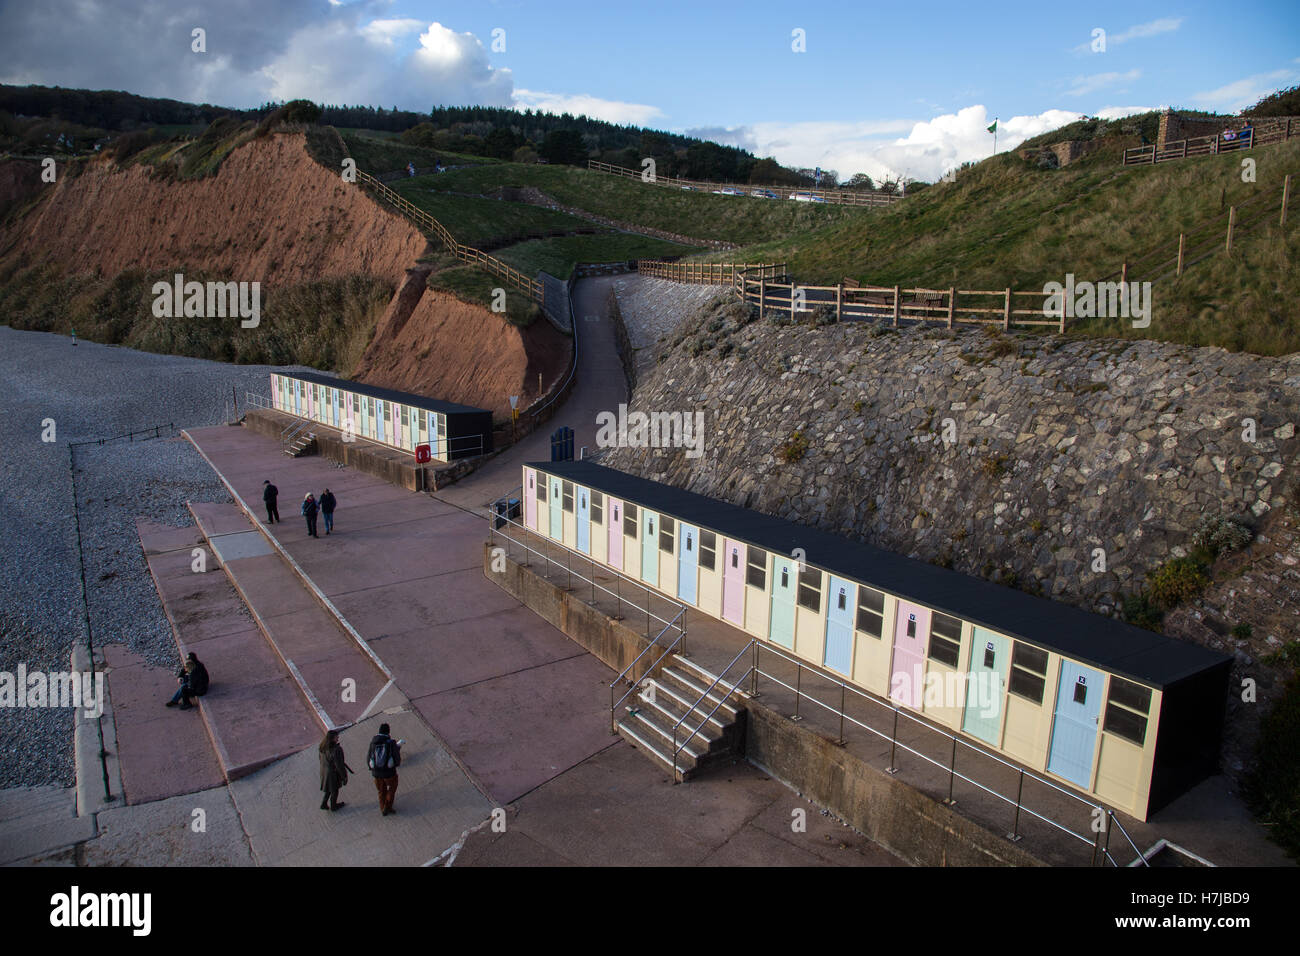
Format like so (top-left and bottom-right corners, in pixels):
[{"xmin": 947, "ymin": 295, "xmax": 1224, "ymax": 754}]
[
  {"xmin": 588, "ymin": 160, "xmax": 901, "ymax": 208},
  {"xmin": 1103, "ymin": 174, "xmax": 1294, "ymax": 283},
  {"xmin": 638, "ymin": 260, "xmax": 1065, "ymax": 331},
  {"xmin": 1123, "ymin": 117, "xmax": 1299, "ymax": 166},
  {"xmin": 356, "ymin": 169, "xmax": 542, "ymax": 302}
]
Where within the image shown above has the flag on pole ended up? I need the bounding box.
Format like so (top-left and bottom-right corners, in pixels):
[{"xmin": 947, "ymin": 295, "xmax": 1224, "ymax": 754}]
[
  {"xmin": 988, "ymin": 118, "xmax": 998, "ymax": 155},
  {"xmin": 987, "ymin": 120, "xmax": 997, "ymax": 133}
]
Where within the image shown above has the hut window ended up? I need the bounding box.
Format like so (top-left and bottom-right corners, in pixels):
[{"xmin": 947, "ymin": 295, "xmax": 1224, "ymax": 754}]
[
  {"xmin": 624, "ymin": 503, "xmax": 638, "ymax": 538},
  {"xmin": 731, "ymin": 549, "xmax": 739, "ymax": 569},
  {"xmin": 699, "ymin": 531, "xmax": 716, "ymax": 570},
  {"xmin": 591, "ymin": 493, "xmax": 603, "ymax": 524},
  {"xmin": 534, "ymin": 476, "xmax": 545, "ymax": 501},
  {"xmin": 906, "ymin": 617, "xmax": 916, "ymax": 639},
  {"xmin": 747, "ymin": 548, "xmax": 768, "ymax": 589},
  {"xmin": 928, "ymin": 612, "xmax": 962, "ymax": 667},
  {"xmin": 1008, "ymin": 642, "xmax": 1049, "ymax": 704},
  {"xmin": 856, "ymin": 587, "xmax": 884, "ymax": 637},
  {"xmin": 1103, "ymin": 677, "xmax": 1152, "ymax": 745},
  {"xmin": 797, "ymin": 567, "xmax": 822, "ymax": 612},
  {"xmin": 780, "ymin": 567, "xmax": 789, "ymax": 588},
  {"xmin": 1072, "ymin": 679, "xmax": 1088, "ymax": 705},
  {"xmin": 562, "ymin": 481, "xmax": 574, "ymax": 513},
  {"xmin": 836, "ymin": 588, "xmax": 847, "ymax": 611},
  {"xmin": 659, "ymin": 516, "xmax": 674, "ymax": 553},
  {"xmin": 983, "ymin": 644, "xmax": 996, "ymax": 669}
]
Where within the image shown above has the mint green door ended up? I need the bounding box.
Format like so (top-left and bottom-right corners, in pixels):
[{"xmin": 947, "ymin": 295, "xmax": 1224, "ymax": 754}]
[
  {"xmin": 962, "ymin": 627, "xmax": 1009, "ymax": 744},
  {"xmin": 769, "ymin": 555, "xmax": 796, "ymax": 649}
]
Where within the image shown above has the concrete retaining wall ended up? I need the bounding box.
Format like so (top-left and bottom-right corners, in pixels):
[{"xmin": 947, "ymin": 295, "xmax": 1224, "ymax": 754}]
[
  {"xmin": 244, "ymin": 409, "xmax": 427, "ymax": 492},
  {"xmin": 744, "ymin": 704, "xmax": 1045, "ymax": 867},
  {"xmin": 485, "ymin": 543, "xmax": 664, "ymax": 685}
]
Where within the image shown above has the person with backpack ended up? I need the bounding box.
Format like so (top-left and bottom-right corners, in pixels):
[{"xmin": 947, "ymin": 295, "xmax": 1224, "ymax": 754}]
[
  {"xmin": 165, "ymin": 652, "xmax": 210, "ymax": 710},
  {"xmin": 263, "ymin": 479, "xmax": 280, "ymax": 524},
  {"xmin": 367, "ymin": 723, "xmax": 402, "ymax": 816},
  {"xmin": 319, "ymin": 730, "xmax": 353, "ymax": 812},
  {"xmin": 302, "ymin": 492, "xmax": 319, "ymax": 538},
  {"xmin": 319, "ymin": 488, "xmax": 337, "ymax": 535}
]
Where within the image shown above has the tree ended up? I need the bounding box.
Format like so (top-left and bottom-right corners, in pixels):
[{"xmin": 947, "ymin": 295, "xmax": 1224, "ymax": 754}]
[
  {"xmin": 540, "ymin": 129, "xmax": 586, "ymax": 166},
  {"xmin": 846, "ymin": 172, "xmax": 875, "ymax": 190}
]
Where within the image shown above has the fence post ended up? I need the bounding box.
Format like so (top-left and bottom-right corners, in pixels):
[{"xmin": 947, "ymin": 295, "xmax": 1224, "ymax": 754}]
[
  {"xmin": 947, "ymin": 288, "xmax": 956, "ymax": 329},
  {"xmin": 944, "ymin": 736, "xmax": 958, "ymax": 805},
  {"xmin": 1008, "ymin": 769, "xmax": 1025, "ymax": 842},
  {"xmin": 759, "ymin": 276, "xmax": 766, "ymax": 316},
  {"xmin": 1176, "ymin": 233, "xmax": 1185, "ymax": 276},
  {"xmin": 1282, "ymin": 174, "xmax": 1292, "ymax": 227},
  {"xmin": 792, "ymin": 663, "xmax": 802, "ymax": 720},
  {"xmin": 886, "ymin": 708, "xmax": 900, "ymax": 773},
  {"xmin": 836, "ymin": 283, "xmax": 842, "ymax": 323},
  {"xmin": 1226, "ymin": 205, "xmax": 1236, "ymax": 256},
  {"xmin": 1003, "ymin": 288, "xmax": 1011, "ymax": 330},
  {"xmin": 892, "ymin": 285, "xmax": 901, "ymax": 327},
  {"xmin": 1119, "ymin": 260, "xmax": 1128, "ymax": 288}
]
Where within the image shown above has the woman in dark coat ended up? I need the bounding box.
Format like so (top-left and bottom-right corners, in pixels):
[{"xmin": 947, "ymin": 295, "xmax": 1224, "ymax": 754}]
[
  {"xmin": 302, "ymin": 492, "xmax": 319, "ymax": 538},
  {"xmin": 319, "ymin": 730, "xmax": 351, "ymax": 811}
]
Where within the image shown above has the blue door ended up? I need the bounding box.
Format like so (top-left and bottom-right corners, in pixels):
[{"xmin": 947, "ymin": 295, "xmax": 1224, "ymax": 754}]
[
  {"xmin": 769, "ymin": 555, "xmax": 796, "ymax": 649},
  {"xmin": 293, "ymin": 381, "xmax": 301, "ymax": 415},
  {"xmin": 576, "ymin": 487, "xmax": 590, "ymax": 553},
  {"xmin": 1047, "ymin": 660, "xmax": 1104, "ymax": 788},
  {"xmin": 548, "ymin": 477, "xmax": 562, "ymax": 540},
  {"xmin": 962, "ymin": 628, "xmax": 1009, "ymax": 745},
  {"xmin": 824, "ymin": 576, "xmax": 854, "ymax": 674},
  {"xmin": 641, "ymin": 510, "xmax": 658, "ymax": 588},
  {"xmin": 677, "ymin": 523, "xmax": 698, "ymax": 604}
]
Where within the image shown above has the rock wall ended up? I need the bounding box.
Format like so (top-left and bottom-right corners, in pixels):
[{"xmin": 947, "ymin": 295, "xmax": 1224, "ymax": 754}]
[{"xmin": 599, "ymin": 310, "xmax": 1299, "ymax": 625}]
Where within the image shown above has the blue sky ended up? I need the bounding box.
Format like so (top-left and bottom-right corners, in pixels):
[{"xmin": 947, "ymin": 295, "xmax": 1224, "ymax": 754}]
[{"xmin": 1, "ymin": 0, "xmax": 1296, "ymax": 181}]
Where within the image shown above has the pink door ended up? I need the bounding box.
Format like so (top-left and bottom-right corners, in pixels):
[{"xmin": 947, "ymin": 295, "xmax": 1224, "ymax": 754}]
[
  {"xmin": 890, "ymin": 601, "xmax": 930, "ymax": 709},
  {"xmin": 524, "ymin": 468, "xmax": 537, "ymax": 529},
  {"xmin": 723, "ymin": 538, "xmax": 746, "ymax": 625},
  {"xmin": 607, "ymin": 498, "xmax": 623, "ymax": 570}
]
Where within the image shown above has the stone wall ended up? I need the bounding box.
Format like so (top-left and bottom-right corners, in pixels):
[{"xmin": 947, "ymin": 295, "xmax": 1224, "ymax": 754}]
[{"xmin": 598, "ymin": 311, "xmax": 1298, "ymax": 627}]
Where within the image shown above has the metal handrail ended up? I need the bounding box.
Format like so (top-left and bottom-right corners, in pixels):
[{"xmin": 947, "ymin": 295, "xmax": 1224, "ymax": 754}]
[
  {"xmin": 748, "ymin": 639, "xmax": 1148, "ymax": 865},
  {"xmin": 671, "ymin": 640, "xmax": 755, "ymax": 775},
  {"xmin": 610, "ymin": 618, "xmax": 687, "ymax": 733}
]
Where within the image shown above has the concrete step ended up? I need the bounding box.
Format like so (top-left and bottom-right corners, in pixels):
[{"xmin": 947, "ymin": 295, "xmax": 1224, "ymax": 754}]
[
  {"xmin": 0, "ymin": 786, "xmax": 95, "ymax": 865},
  {"xmin": 658, "ymin": 665, "xmax": 742, "ymax": 723},
  {"xmin": 187, "ymin": 501, "xmax": 388, "ymax": 733},
  {"xmin": 638, "ymin": 677, "xmax": 730, "ymax": 737},
  {"xmin": 630, "ymin": 682, "xmax": 733, "ymax": 754},
  {"xmin": 615, "ymin": 713, "xmax": 693, "ymax": 778}
]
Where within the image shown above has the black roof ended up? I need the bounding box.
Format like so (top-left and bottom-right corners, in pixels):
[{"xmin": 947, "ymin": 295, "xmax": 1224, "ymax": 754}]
[
  {"xmin": 282, "ymin": 370, "xmax": 490, "ymax": 417},
  {"xmin": 531, "ymin": 460, "xmax": 1231, "ymax": 690}
]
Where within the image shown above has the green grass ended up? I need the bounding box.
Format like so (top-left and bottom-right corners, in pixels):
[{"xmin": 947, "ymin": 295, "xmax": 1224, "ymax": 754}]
[
  {"xmin": 339, "ymin": 130, "xmax": 499, "ymax": 174},
  {"xmin": 410, "ymin": 162, "xmax": 866, "ymax": 245},
  {"xmin": 425, "ymin": 264, "xmax": 542, "ymax": 327},
  {"xmin": 388, "ymin": 182, "xmax": 597, "ymax": 248},
  {"xmin": 693, "ymin": 138, "xmax": 1300, "ymax": 354},
  {"xmin": 492, "ymin": 233, "xmax": 701, "ymax": 280}
]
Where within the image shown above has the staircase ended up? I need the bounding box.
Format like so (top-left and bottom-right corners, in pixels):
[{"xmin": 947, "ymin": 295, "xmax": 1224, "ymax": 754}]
[
  {"xmin": 281, "ymin": 418, "xmax": 317, "ymax": 457},
  {"xmin": 616, "ymin": 654, "xmax": 747, "ymax": 780}
]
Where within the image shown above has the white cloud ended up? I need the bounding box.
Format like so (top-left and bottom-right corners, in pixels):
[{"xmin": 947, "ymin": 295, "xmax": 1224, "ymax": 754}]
[
  {"xmin": 715, "ymin": 105, "xmax": 1155, "ymax": 185},
  {"xmin": 1191, "ymin": 68, "xmax": 1300, "ymax": 113},
  {"xmin": 1065, "ymin": 69, "xmax": 1141, "ymax": 97},
  {"xmin": 512, "ymin": 89, "xmax": 664, "ymax": 126},
  {"xmin": 1073, "ymin": 17, "xmax": 1183, "ymax": 53}
]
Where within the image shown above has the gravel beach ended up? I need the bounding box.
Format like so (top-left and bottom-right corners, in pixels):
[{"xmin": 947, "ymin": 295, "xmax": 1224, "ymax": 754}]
[{"xmin": 0, "ymin": 326, "xmax": 309, "ymax": 788}]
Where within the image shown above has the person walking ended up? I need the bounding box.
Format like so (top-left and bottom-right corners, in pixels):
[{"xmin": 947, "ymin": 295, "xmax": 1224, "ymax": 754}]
[
  {"xmin": 263, "ymin": 480, "xmax": 280, "ymax": 524},
  {"xmin": 319, "ymin": 488, "xmax": 337, "ymax": 535},
  {"xmin": 367, "ymin": 723, "xmax": 402, "ymax": 816},
  {"xmin": 318, "ymin": 730, "xmax": 353, "ymax": 811},
  {"xmin": 302, "ymin": 492, "xmax": 319, "ymax": 538}
]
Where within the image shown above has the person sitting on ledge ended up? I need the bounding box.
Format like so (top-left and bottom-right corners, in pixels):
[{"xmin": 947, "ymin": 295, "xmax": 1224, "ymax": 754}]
[{"xmin": 166, "ymin": 653, "xmax": 210, "ymax": 711}]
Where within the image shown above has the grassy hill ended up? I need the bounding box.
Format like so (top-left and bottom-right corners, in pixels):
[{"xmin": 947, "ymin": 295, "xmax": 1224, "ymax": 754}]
[
  {"xmin": 691, "ymin": 138, "xmax": 1300, "ymax": 354},
  {"xmin": 408, "ymin": 161, "xmax": 869, "ymax": 245}
]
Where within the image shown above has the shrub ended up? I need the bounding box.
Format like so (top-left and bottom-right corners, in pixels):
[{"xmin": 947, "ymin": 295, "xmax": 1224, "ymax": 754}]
[
  {"xmin": 1245, "ymin": 671, "xmax": 1300, "ymax": 860},
  {"xmin": 1123, "ymin": 593, "xmax": 1164, "ymax": 630},
  {"xmin": 980, "ymin": 453, "xmax": 1010, "ymax": 480},
  {"xmin": 1231, "ymin": 622, "xmax": 1253, "ymax": 640},
  {"xmin": 1191, "ymin": 513, "xmax": 1254, "ymax": 559},
  {"xmin": 777, "ymin": 430, "xmax": 810, "ymax": 463},
  {"xmin": 1146, "ymin": 556, "xmax": 1210, "ymax": 609}
]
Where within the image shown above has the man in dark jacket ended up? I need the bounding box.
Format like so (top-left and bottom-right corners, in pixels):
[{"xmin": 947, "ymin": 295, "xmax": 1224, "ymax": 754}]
[
  {"xmin": 263, "ymin": 480, "xmax": 280, "ymax": 523},
  {"xmin": 166, "ymin": 652, "xmax": 209, "ymax": 710},
  {"xmin": 368, "ymin": 723, "xmax": 402, "ymax": 816},
  {"xmin": 319, "ymin": 730, "xmax": 352, "ymax": 811},
  {"xmin": 319, "ymin": 488, "xmax": 337, "ymax": 535},
  {"xmin": 301, "ymin": 493, "xmax": 318, "ymax": 538}
]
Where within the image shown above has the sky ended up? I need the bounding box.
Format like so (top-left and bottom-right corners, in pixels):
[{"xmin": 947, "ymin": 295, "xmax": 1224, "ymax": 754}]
[{"xmin": 1, "ymin": 0, "xmax": 1297, "ymax": 183}]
